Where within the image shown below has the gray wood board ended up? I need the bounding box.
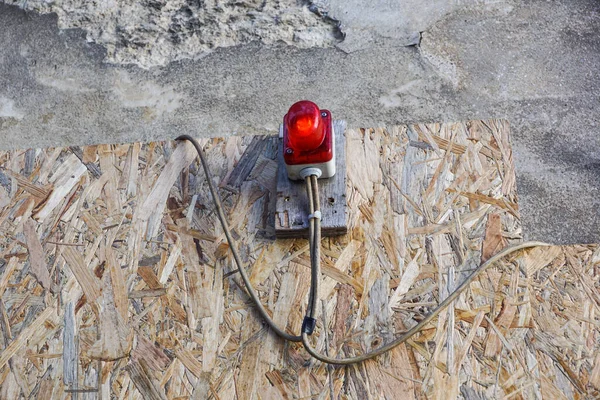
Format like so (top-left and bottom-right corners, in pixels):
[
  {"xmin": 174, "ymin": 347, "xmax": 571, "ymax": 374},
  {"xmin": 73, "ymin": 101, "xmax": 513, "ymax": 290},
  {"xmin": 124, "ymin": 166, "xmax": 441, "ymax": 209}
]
[{"xmin": 275, "ymin": 120, "xmax": 348, "ymax": 238}]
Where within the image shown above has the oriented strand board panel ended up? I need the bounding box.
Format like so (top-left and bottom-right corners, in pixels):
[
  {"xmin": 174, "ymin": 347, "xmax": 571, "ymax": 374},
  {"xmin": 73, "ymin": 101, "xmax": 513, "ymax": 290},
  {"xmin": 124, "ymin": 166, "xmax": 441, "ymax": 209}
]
[{"xmin": 0, "ymin": 121, "xmax": 599, "ymax": 399}]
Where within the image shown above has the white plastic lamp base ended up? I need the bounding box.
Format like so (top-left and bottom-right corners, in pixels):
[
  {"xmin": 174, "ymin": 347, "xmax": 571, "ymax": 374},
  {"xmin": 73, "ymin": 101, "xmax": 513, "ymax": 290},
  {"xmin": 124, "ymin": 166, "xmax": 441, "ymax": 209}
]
[
  {"xmin": 281, "ymin": 123, "xmax": 336, "ymax": 181},
  {"xmin": 286, "ymin": 158, "xmax": 336, "ymax": 181}
]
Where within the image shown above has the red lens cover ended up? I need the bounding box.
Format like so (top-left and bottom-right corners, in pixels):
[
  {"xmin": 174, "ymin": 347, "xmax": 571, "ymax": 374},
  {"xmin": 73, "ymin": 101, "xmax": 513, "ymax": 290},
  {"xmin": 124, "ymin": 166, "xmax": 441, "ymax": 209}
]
[{"xmin": 283, "ymin": 101, "xmax": 333, "ymax": 166}]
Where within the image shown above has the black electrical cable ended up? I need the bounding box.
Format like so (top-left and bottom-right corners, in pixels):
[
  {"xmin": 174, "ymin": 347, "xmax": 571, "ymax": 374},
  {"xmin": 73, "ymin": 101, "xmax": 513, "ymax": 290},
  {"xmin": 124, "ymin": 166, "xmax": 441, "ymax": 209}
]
[{"xmin": 176, "ymin": 135, "xmax": 551, "ymax": 365}]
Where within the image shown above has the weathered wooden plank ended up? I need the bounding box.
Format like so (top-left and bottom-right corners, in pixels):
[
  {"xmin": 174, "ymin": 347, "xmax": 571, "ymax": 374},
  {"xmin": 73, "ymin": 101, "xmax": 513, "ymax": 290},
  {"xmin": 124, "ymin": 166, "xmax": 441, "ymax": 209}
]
[
  {"xmin": 275, "ymin": 120, "xmax": 348, "ymax": 238},
  {"xmin": 224, "ymin": 135, "xmax": 274, "ymax": 191}
]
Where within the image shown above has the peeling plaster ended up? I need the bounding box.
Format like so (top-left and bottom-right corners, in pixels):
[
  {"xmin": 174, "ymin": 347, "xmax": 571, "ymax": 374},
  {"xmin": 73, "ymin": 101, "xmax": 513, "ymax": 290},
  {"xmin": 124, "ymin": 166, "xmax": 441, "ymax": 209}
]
[{"xmin": 2, "ymin": 0, "xmax": 340, "ymax": 68}]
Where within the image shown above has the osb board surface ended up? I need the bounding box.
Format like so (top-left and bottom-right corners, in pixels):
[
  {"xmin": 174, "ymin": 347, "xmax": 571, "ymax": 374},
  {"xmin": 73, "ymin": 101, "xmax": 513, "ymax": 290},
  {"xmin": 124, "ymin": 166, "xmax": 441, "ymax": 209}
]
[{"xmin": 0, "ymin": 121, "xmax": 598, "ymax": 399}]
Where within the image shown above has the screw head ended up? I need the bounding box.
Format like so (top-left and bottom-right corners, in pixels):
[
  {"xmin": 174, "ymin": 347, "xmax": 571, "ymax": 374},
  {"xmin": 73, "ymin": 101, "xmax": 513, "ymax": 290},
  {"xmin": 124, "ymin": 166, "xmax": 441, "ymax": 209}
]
[
  {"xmin": 285, "ymin": 148, "xmax": 293, "ymax": 154},
  {"xmin": 321, "ymin": 112, "xmax": 327, "ymax": 117}
]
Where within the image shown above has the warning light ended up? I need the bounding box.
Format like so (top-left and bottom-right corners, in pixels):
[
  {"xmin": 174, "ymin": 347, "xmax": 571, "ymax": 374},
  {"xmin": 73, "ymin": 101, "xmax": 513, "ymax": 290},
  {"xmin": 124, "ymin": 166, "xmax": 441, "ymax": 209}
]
[
  {"xmin": 283, "ymin": 100, "xmax": 335, "ymax": 180},
  {"xmin": 286, "ymin": 101, "xmax": 325, "ymax": 151}
]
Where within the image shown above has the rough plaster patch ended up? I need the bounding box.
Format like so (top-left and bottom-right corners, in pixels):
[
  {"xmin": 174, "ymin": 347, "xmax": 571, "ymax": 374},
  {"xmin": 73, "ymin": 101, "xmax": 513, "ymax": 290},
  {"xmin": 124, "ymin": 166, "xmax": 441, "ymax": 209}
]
[
  {"xmin": 315, "ymin": 0, "xmax": 462, "ymax": 53},
  {"xmin": 37, "ymin": 76, "xmax": 96, "ymax": 93},
  {"xmin": 2, "ymin": 0, "xmax": 339, "ymax": 68},
  {"xmin": 419, "ymin": 41, "xmax": 461, "ymax": 88},
  {"xmin": 418, "ymin": 1, "xmax": 516, "ymax": 89},
  {"xmin": 379, "ymin": 80, "xmax": 423, "ymax": 108},
  {"xmin": 0, "ymin": 97, "xmax": 24, "ymax": 119},
  {"xmin": 112, "ymin": 72, "xmax": 183, "ymax": 115}
]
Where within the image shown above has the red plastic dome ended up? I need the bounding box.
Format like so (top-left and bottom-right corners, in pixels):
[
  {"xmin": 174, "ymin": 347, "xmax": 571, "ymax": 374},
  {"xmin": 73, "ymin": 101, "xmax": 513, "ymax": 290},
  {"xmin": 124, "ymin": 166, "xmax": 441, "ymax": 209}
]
[{"xmin": 285, "ymin": 101, "xmax": 325, "ymax": 152}]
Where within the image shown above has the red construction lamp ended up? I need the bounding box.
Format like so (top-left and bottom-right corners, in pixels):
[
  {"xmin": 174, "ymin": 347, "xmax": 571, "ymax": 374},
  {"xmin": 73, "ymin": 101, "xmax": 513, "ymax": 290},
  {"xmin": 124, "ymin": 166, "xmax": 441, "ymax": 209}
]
[{"xmin": 282, "ymin": 100, "xmax": 336, "ymax": 180}]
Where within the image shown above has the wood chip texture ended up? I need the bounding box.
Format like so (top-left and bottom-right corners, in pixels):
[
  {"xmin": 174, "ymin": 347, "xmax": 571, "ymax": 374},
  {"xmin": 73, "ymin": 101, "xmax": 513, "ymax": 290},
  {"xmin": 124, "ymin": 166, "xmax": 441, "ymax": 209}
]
[{"xmin": 0, "ymin": 120, "xmax": 597, "ymax": 399}]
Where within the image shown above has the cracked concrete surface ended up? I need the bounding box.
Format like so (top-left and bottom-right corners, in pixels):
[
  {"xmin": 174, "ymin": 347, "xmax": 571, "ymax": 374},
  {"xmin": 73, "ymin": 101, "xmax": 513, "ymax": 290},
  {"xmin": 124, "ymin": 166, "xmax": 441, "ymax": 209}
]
[{"xmin": 0, "ymin": 0, "xmax": 599, "ymax": 244}]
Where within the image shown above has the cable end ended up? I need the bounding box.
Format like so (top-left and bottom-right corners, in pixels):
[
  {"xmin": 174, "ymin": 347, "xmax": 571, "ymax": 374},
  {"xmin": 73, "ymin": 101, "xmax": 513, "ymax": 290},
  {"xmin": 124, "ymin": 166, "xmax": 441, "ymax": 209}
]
[{"xmin": 302, "ymin": 317, "xmax": 317, "ymax": 335}]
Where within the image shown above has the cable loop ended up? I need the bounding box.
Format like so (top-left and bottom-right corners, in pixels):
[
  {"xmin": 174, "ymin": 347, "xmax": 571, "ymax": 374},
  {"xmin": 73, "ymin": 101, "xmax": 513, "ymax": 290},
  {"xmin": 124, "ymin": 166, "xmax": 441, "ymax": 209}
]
[{"xmin": 177, "ymin": 134, "xmax": 551, "ymax": 365}]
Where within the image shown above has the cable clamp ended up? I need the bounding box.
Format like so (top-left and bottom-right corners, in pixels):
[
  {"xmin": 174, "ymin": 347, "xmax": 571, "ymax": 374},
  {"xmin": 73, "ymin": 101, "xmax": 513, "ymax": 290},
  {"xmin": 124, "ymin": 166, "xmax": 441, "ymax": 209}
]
[
  {"xmin": 308, "ymin": 211, "xmax": 322, "ymax": 221},
  {"xmin": 302, "ymin": 317, "xmax": 317, "ymax": 335}
]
